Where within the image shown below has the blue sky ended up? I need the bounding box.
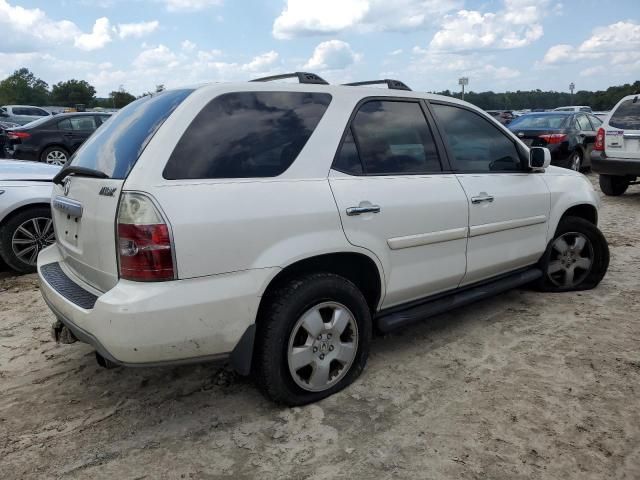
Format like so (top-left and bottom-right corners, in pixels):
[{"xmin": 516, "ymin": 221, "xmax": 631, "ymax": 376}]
[{"xmin": 1, "ymin": 0, "xmax": 638, "ymax": 96}]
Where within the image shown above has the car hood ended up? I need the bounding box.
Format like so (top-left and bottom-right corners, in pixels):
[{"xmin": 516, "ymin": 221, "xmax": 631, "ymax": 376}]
[{"xmin": 0, "ymin": 159, "xmax": 61, "ymax": 181}]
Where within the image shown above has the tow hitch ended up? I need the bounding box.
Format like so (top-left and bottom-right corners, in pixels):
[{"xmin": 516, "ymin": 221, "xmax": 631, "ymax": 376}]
[{"xmin": 50, "ymin": 319, "xmax": 78, "ymax": 344}]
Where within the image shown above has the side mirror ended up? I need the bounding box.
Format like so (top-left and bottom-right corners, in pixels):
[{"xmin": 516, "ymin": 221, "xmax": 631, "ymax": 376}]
[{"xmin": 529, "ymin": 147, "xmax": 551, "ymax": 170}]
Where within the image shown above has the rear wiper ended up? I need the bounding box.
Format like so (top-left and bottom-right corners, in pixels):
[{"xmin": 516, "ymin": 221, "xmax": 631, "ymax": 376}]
[{"xmin": 52, "ymin": 166, "xmax": 108, "ymax": 185}]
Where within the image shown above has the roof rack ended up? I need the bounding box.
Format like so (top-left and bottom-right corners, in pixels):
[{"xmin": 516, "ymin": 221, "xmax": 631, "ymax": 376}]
[
  {"xmin": 250, "ymin": 72, "xmax": 329, "ymax": 85},
  {"xmin": 343, "ymin": 79, "xmax": 412, "ymax": 91}
]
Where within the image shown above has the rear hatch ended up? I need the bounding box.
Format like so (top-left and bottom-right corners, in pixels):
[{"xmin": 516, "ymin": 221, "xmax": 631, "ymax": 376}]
[
  {"xmin": 508, "ymin": 113, "xmax": 570, "ymax": 147},
  {"xmin": 50, "ymin": 89, "xmax": 193, "ymax": 292},
  {"xmin": 605, "ymin": 97, "xmax": 640, "ymax": 160}
]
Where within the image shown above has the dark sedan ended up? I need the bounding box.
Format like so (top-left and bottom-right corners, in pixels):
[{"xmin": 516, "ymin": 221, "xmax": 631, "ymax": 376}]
[
  {"xmin": 508, "ymin": 111, "xmax": 603, "ymax": 171},
  {"xmin": 4, "ymin": 112, "xmax": 111, "ymax": 165}
]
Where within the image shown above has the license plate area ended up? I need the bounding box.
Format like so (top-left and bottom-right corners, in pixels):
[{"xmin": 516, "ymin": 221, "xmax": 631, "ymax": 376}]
[{"xmin": 52, "ymin": 196, "xmax": 83, "ymax": 248}]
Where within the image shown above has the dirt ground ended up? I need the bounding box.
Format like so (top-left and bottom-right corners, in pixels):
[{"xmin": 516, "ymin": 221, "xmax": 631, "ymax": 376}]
[{"xmin": 1, "ymin": 174, "xmax": 639, "ymax": 480}]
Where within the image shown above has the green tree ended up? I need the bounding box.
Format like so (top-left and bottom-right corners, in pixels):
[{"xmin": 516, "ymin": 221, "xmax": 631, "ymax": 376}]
[
  {"xmin": 0, "ymin": 68, "xmax": 49, "ymax": 105},
  {"xmin": 50, "ymin": 79, "xmax": 96, "ymax": 107},
  {"xmin": 109, "ymin": 88, "xmax": 136, "ymax": 108}
]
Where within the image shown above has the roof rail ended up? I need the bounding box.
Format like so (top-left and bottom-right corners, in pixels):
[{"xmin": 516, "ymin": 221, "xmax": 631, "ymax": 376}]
[
  {"xmin": 250, "ymin": 72, "xmax": 329, "ymax": 85},
  {"xmin": 343, "ymin": 79, "xmax": 412, "ymax": 91}
]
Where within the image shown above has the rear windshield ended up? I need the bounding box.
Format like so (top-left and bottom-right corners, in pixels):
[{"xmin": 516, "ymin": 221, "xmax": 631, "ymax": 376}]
[
  {"xmin": 68, "ymin": 89, "xmax": 193, "ymax": 179},
  {"xmin": 609, "ymin": 98, "xmax": 640, "ymax": 130},
  {"xmin": 163, "ymin": 91, "xmax": 332, "ymax": 179},
  {"xmin": 509, "ymin": 114, "xmax": 568, "ymax": 129}
]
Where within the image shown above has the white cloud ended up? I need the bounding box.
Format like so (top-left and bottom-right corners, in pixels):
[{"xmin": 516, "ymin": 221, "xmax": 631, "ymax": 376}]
[
  {"xmin": 242, "ymin": 51, "xmax": 279, "ymax": 72},
  {"xmin": 164, "ymin": 0, "xmax": 223, "ymax": 12},
  {"xmin": 304, "ymin": 40, "xmax": 361, "ymax": 70},
  {"xmin": 273, "ymin": 0, "xmax": 461, "ymax": 39},
  {"xmin": 74, "ymin": 17, "xmax": 112, "ymax": 51},
  {"xmin": 429, "ymin": 0, "xmax": 548, "ymax": 52},
  {"xmin": 117, "ymin": 20, "xmax": 159, "ymax": 39},
  {"xmin": 133, "ymin": 44, "xmax": 179, "ymax": 69},
  {"xmin": 542, "ymin": 44, "xmax": 574, "ymax": 64},
  {"xmin": 181, "ymin": 39, "xmax": 197, "ymax": 52}
]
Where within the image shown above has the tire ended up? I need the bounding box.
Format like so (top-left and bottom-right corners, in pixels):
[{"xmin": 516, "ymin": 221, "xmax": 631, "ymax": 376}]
[
  {"xmin": 537, "ymin": 216, "xmax": 609, "ymax": 292},
  {"xmin": 0, "ymin": 206, "xmax": 55, "ymax": 274},
  {"xmin": 253, "ymin": 273, "xmax": 372, "ymax": 406},
  {"xmin": 599, "ymin": 174, "xmax": 629, "ymax": 196},
  {"xmin": 569, "ymin": 151, "xmax": 582, "ymax": 171},
  {"xmin": 40, "ymin": 146, "xmax": 69, "ymax": 166}
]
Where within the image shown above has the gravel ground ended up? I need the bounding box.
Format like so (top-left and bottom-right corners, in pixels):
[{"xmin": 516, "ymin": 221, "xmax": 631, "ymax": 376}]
[{"xmin": 1, "ymin": 174, "xmax": 639, "ymax": 480}]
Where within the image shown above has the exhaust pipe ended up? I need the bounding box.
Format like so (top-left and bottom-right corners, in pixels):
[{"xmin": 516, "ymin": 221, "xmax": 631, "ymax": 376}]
[
  {"xmin": 95, "ymin": 351, "xmax": 119, "ymax": 369},
  {"xmin": 50, "ymin": 320, "xmax": 77, "ymax": 344}
]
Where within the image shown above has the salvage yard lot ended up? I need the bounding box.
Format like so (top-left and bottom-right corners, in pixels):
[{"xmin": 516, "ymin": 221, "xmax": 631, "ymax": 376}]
[{"xmin": 1, "ymin": 175, "xmax": 639, "ymax": 480}]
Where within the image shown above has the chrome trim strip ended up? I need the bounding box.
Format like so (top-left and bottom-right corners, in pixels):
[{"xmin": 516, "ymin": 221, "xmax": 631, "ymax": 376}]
[
  {"xmin": 52, "ymin": 196, "xmax": 83, "ymax": 218},
  {"xmin": 387, "ymin": 227, "xmax": 468, "ymax": 250},
  {"xmin": 622, "ymin": 133, "xmax": 640, "ymax": 139},
  {"xmin": 470, "ymin": 215, "xmax": 547, "ymax": 237}
]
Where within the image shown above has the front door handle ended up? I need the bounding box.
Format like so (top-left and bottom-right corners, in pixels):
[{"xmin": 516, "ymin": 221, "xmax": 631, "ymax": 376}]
[
  {"xmin": 471, "ymin": 194, "xmax": 495, "ymax": 204},
  {"xmin": 346, "ymin": 205, "xmax": 381, "ymax": 216}
]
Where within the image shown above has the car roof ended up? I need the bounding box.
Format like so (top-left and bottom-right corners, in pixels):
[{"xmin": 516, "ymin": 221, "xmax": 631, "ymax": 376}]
[
  {"xmin": 519, "ymin": 111, "xmax": 573, "ymax": 116},
  {"xmin": 3, "ymin": 105, "xmax": 48, "ymax": 108},
  {"xmin": 53, "ymin": 112, "xmax": 101, "ymax": 117}
]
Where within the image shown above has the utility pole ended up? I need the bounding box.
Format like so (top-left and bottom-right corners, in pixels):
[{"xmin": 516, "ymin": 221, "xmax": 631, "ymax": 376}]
[
  {"xmin": 459, "ymin": 77, "xmax": 469, "ymax": 101},
  {"xmin": 569, "ymin": 82, "xmax": 575, "ymax": 105}
]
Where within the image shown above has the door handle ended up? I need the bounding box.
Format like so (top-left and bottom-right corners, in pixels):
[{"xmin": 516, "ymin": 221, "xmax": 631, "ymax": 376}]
[
  {"xmin": 471, "ymin": 194, "xmax": 494, "ymax": 204},
  {"xmin": 346, "ymin": 205, "xmax": 381, "ymax": 216}
]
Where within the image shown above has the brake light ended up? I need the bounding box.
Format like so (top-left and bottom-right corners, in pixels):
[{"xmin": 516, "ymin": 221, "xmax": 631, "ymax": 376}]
[
  {"xmin": 7, "ymin": 131, "xmax": 30, "ymax": 140},
  {"xmin": 538, "ymin": 134, "xmax": 568, "ymax": 144},
  {"xmin": 116, "ymin": 192, "xmax": 175, "ymax": 281},
  {"xmin": 594, "ymin": 128, "xmax": 605, "ymax": 151}
]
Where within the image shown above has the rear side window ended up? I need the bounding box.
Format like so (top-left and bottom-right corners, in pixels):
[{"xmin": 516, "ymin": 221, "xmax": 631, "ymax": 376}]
[
  {"xmin": 610, "ymin": 98, "xmax": 640, "ymax": 130},
  {"xmin": 69, "ymin": 116, "xmax": 97, "ymax": 130},
  {"xmin": 333, "ymin": 129, "xmax": 363, "ymax": 174},
  {"xmin": 164, "ymin": 91, "xmax": 331, "ymax": 179},
  {"xmin": 588, "ymin": 115, "xmax": 602, "ymax": 129},
  {"xmin": 69, "ymin": 89, "xmax": 193, "ymax": 179},
  {"xmin": 433, "ymin": 103, "xmax": 523, "ymax": 173},
  {"xmin": 577, "ymin": 115, "xmax": 592, "ymax": 131}
]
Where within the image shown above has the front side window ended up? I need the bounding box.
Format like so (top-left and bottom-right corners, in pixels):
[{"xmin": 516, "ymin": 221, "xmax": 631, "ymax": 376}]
[
  {"xmin": 164, "ymin": 91, "xmax": 331, "ymax": 179},
  {"xmin": 13, "ymin": 108, "xmax": 29, "ymax": 115},
  {"xmin": 346, "ymin": 100, "xmax": 441, "ymax": 175},
  {"xmin": 432, "ymin": 103, "xmax": 523, "ymax": 173},
  {"xmin": 609, "ymin": 98, "xmax": 640, "ymax": 130}
]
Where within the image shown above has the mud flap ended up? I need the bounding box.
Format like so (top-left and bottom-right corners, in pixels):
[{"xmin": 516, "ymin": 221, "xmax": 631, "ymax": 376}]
[{"xmin": 230, "ymin": 324, "xmax": 256, "ymax": 376}]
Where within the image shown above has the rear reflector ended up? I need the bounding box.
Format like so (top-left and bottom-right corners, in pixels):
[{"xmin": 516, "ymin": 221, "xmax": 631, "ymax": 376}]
[
  {"xmin": 538, "ymin": 133, "xmax": 568, "ymax": 144},
  {"xmin": 8, "ymin": 131, "xmax": 31, "ymax": 140},
  {"xmin": 117, "ymin": 192, "xmax": 175, "ymax": 281},
  {"xmin": 594, "ymin": 128, "xmax": 605, "ymax": 151}
]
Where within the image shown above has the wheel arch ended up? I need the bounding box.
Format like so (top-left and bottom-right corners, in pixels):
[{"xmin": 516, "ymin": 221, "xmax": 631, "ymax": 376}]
[
  {"xmin": 0, "ymin": 201, "xmax": 51, "ymax": 227},
  {"xmin": 559, "ymin": 203, "xmax": 598, "ymax": 227},
  {"xmin": 39, "ymin": 143, "xmax": 70, "ymax": 161}
]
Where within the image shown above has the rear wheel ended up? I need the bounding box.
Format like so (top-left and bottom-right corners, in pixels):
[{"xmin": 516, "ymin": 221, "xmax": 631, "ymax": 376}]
[
  {"xmin": 538, "ymin": 216, "xmax": 609, "ymax": 292},
  {"xmin": 599, "ymin": 174, "xmax": 629, "ymax": 196},
  {"xmin": 253, "ymin": 273, "xmax": 372, "ymax": 406},
  {"xmin": 0, "ymin": 206, "xmax": 55, "ymax": 273},
  {"xmin": 41, "ymin": 146, "xmax": 69, "ymax": 166}
]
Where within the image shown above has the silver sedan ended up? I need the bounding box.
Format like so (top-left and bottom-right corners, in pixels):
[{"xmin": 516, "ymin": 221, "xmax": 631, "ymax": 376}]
[{"xmin": 0, "ymin": 159, "xmax": 59, "ymax": 273}]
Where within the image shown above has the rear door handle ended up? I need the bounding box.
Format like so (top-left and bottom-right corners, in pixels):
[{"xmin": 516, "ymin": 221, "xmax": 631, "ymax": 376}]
[
  {"xmin": 471, "ymin": 194, "xmax": 494, "ymax": 204},
  {"xmin": 346, "ymin": 205, "xmax": 381, "ymax": 216}
]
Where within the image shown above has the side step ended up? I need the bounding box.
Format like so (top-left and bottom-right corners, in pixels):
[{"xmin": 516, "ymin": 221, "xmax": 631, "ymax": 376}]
[{"xmin": 376, "ymin": 268, "xmax": 542, "ymax": 333}]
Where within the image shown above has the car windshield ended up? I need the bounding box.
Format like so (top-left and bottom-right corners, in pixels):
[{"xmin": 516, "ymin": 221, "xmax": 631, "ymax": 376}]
[
  {"xmin": 68, "ymin": 89, "xmax": 193, "ymax": 179},
  {"xmin": 509, "ymin": 114, "xmax": 568, "ymax": 129},
  {"xmin": 609, "ymin": 98, "xmax": 640, "ymax": 130},
  {"xmin": 18, "ymin": 116, "xmax": 54, "ymax": 129}
]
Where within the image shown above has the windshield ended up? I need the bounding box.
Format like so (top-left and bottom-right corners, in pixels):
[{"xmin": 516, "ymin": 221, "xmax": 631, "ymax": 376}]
[
  {"xmin": 68, "ymin": 89, "xmax": 193, "ymax": 179},
  {"xmin": 18, "ymin": 115, "xmax": 55, "ymax": 129},
  {"xmin": 509, "ymin": 114, "xmax": 568, "ymax": 130}
]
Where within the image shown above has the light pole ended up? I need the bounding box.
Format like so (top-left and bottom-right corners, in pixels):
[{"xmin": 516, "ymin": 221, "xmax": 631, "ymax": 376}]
[
  {"xmin": 569, "ymin": 82, "xmax": 575, "ymax": 105},
  {"xmin": 458, "ymin": 77, "xmax": 469, "ymax": 101}
]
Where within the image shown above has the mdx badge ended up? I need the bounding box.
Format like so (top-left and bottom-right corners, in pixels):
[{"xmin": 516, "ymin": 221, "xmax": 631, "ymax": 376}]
[{"xmin": 99, "ymin": 186, "xmax": 117, "ymax": 197}]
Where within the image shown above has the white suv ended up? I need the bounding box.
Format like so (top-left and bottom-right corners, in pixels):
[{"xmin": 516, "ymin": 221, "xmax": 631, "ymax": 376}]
[
  {"xmin": 38, "ymin": 73, "xmax": 609, "ymax": 405},
  {"xmin": 592, "ymin": 94, "xmax": 640, "ymax": 195}
]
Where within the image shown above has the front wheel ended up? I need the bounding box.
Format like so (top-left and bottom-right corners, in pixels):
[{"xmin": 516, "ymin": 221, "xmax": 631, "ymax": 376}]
[
  {"xmin": 569, "ymin": 151, "xmax": 582, "ymax": 171},
  {"xmin": 538, "ymin": 216, "xmax": 609, "ymax": 292},
  {"xmin": 253, "ymin": 273, "xmax": 372, "ymax": 406},
  {"xmin": 599, "ymin": 174, "xmax": 629, "ymax": 196}
]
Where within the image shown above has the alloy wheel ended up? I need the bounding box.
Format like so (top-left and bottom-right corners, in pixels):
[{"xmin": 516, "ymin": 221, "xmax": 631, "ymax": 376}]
[
  {"xmin": 11, "ymin": 217, "xmax": 55, "ymax": 266},
  {"xmin": 45, "ymin": 150, "xmax": 67, "ymax": 166},
  {"xmin": 547, "ymin": 232, "xmax": 593, "ymax": 288},
  {"xmin": 287, "ymin": 301, "xmax": 359, "ymax": 392}
]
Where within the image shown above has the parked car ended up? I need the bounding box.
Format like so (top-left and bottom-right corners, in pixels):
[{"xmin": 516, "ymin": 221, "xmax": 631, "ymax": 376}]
[
  {"xmin": 508, "ymin": 111, "xmax": 603, "ymax": 171},
  {"xmin": 591, "ymin": 94, "xmax": 640, "ymax": 195},
  {"xmin": 0, "ymin": 105, "xmax": 51, "ymax": 125},
  {"xmin": 553, "ymin": 106, "xmax": 593, "ymax": 113},
  {"xmin": 593, "ymin": 111, "xmax": 610, "ymax": 121},
  {"xmin": 4, "ymin": 112, "xmax": 112, "ymax": 165},
  {"xmin": 0, "ymin": 120, "xmax": 20, "ymax": 154},
  {"xmin": 38, "ymin": 75, "xmax": 609, "ymax": 405},
  {"xmin": 0, "ymin": 160, "xmax": 59, "ymax": 273}
]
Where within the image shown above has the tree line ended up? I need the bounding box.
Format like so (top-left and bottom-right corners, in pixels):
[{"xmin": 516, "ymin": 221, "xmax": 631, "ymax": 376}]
[{"xmin": 1, "ymin": 67, "xmax": 638, "ymax": 111}]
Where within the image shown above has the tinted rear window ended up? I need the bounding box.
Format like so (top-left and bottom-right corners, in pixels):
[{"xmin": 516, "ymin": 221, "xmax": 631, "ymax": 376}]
[
  {"xmin": 610, "ymin": 98, "xmax": 640, "ymax": 130},
  {"xmin": 509, "ymin": 114, "xmax": 568, "ymax": 129},
  {"xmin": 163, "ymin": 91, "xmax": 331, "ymax": 179},
  {"xmin": 68, "ymin": 89, "xmax": 193, "ymax": 179}
]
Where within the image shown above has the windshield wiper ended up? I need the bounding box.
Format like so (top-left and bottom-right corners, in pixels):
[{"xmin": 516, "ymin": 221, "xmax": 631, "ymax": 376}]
[{"xmin": 52, "ymin": 166, "xmax": 109, "ymax": 185}]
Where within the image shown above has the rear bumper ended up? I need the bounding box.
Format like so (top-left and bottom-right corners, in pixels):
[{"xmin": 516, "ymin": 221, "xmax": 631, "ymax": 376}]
[
  {"xmin": 37, "ymin": 244, "xmax": 277, "ymax": 365},
  {"xmin": 4, "ymin": 145, "xmax": 39, "ymax": 161},
  {"xmin": 591, "ymin": 152, "xmax": 640, "ymax": 177}
]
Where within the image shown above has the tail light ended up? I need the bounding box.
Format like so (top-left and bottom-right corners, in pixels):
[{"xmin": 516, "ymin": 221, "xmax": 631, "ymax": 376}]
[
  {"xmin": 7, "ymin": 131, "xmax": 31, "ymax": 140},
  {"xmin": 116, "ymin": 192, "xmax": 175, "ymax": 281},
  {"xmin": 538, "ymin": 134, "xmax": 568, "ymax": 144},
  {"xmin": 594, "ymin": 128, "xmax": 605, "ymax": 151}
]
